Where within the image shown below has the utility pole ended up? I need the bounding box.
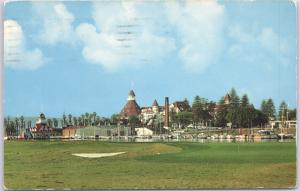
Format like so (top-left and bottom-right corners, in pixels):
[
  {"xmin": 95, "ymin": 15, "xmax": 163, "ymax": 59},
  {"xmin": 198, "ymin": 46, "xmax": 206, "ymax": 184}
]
[{"xmin": 286, "ymin": 106, "xmax": 289, "ymax": 134}]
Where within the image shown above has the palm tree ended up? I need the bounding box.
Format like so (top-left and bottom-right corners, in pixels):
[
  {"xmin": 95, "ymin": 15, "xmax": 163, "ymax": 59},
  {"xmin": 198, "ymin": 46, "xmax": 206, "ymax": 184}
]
[
  {"xmin": 8, "ymin": 121, "xmax": 16, "ymax": 136},
  {"xmin": 7, "ymin": 116, "xmax": 10, "ymax": 126},
  {"xmin": 47, "ymin": 119, "xmax": 53, "ymax": 128},
  {"xmin": 85, "ymin": 112, "xmax": 89, "ymax": 119},
  {"xmin": 95, "ymin": 116, "xmax": 101, "ymax": 126},
  {"xmin": 78, "ymin": 117, "xmax": 84, "ymax": 126},
  {"xmin": 73, "ymin": 116, "xmax": 78, "ymax": 126},
  {"xmin": 27, "ymin": 120, "xmax": 32, "ymax": 129},
  {"xmin": 68, "ymin": 114, "xmax": 72, "ymax": 126},
  {"xmin": 4, "ymin": 117, "xmax": 8, "ymax": 129},
  {"xmin": 20, "ymin": 116, "xmax": 25, "ymax": 130},
  {"xmin": 4, "ymin": 118, "xmax": 7, "ymax": 136},
  {"xmin": 53, "ymin": 118, "xmax": 58, "ymax": 128},
  {"xmin": 88, "ymin": 113, "xmax": 93, "ymax": 126},
  {"xmin": 92, "ymin": 112, "xmax": 97, "ymax": 126},
  {"xmin": 14, "ymin": 117, "xmax": 20, "ymax": 136},
  {"xmin": 80, "ymin": 114, "xmax": 84, "ymax": 126},
  {"xmin": 60, "ymin": 119, "xmax": 64, "ymax": 128},
  {"xmin": 128, "ymin": 116, "xmax": 140, "ymax": 135},
  {"xmin": 62, "ymin": 113, "xmax": 67, "ymax": 127}
]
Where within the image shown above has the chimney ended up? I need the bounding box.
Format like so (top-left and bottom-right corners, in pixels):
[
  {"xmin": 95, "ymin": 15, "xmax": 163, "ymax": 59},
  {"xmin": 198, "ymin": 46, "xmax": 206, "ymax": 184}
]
[{"xmin": 164, "ymin": 97, "xmax": 169, "ymax": 128}]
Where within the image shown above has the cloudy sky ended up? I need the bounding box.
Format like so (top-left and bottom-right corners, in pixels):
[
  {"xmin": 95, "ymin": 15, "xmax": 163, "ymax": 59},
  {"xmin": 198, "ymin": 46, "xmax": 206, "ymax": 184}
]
[{"xmin": 4, "ymin": 0, "xmax": 296, "ymax": 117}]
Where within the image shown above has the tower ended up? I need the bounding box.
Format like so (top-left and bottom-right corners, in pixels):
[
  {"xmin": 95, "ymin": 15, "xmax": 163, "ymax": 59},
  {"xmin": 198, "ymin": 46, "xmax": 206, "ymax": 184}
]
[
  {"xmin": 164, "ymin": 97, "xmax": 169, "ymax": 128},
  {"xmin": 120, "ymin": 90, "xmax": 141, "ymax": 118},
  {"xmin": 35, "ymin": 113, "xmax": 47, "ymax": 131},
  {"xmin": 127, "ymin": 90, "xmax": 136, "ymax": 101},
  {"xmin": 152, "ymin": 99, "xmax": 159, "ymax": 113}
]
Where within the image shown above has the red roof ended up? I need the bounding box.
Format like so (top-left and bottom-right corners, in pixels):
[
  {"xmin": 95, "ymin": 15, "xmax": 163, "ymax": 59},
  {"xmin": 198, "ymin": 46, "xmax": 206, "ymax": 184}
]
[
  {"xmin": 121, "ymin": 100, "xmax": 141, "ymax": 118},
  {"xmin": 172, "ymin": 101, "xmax": 191, "ymax": 111},
  {"xmin": 152, "ymin": 100, "xmax": 159, "ymax": 107}
]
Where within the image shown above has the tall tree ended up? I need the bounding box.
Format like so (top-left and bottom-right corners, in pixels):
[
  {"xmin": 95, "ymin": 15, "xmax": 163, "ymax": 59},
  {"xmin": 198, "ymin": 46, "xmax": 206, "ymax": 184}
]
[
  {"xmin": 78, "ymin": 117, "xmax": 83, "ymax": 126},
  {"xmin": 95, "ymin": 116, "xmax": 101, "ymax": 126},
  {"xmin": 47, "ymin": 119, "xmax": 53, "ymax": 128},
  {"xmin": 5, "ymin": 116, "xmax": 11, "ymax": 134},
  {"xmin": 53, "ymin": 118, "xmax": 58, "ymax": 128},
  {"xmin": 176, "ymin": 111, "xmax": 193, "ymax": 128},
  {"xmin": 261, "ymin": 98, "xmax": 276, "ymax": 120},
  {"xmin": 73, "ymin": 116, "xmax": 78, "ymax": 126},
  {"xmin": 153, "ymin": 113, "xmax": 163, "ymax": 133},
  {"xmin": 207, "ymin": 101, "xmax": 216, "ymax": 125},
  {"xmin": 278, "ymin": 101, "xmax": 288, "ymax": 121},
  {"xmin": 111, "ymin": 114, "xmax": 120, "ymax": 125},
  {"xmin": 240, "ymin": 94, "xmax": 251, "ymax": 128},
  {"xmin": 169, "ymin": 108, "xmax": 177, "ymax": 128},
  {"xmin": 68, "ymin": 114, "xmax": 72, "ymax": 125},
  {"xmin": 81, "ymin": 114, "xmax": 85, "ymax": 126},
  {"xmin": 27, "ymin": 120, "xmax": 32, "ymax": 129},
  {"xmin": 92, "ymin": 112, "xmax": 97, "ymax": 126},
  {"xmin": 192, "ymin": 96, "xmax": 210, "ymax": 126},
  {"xmin": 128, "ymin": 116, "xmax": 140, "ymax": 135},
  {"xmin": 7, "ymin": 121, "xmax": 16, "ymax": 136},
  {"xmin": 4, "ymin": 118, "xmax": 8, "ymax": 129},
  {"xmin": 14, "ymin": 117, "xmax": 20, "ymax": 135},
  {"xmin": 183, "ymin": 98, "xmax": 191, "ymax": 112},
  {"xmin": 252, "ymin": 109, "xmax": 268, "ymax": 127},
  {"xmin": 20, "ymin": 116, "xmax": 25, "ymax": 129},
  {"xmin": 261, "ymin": 99, "xmax": 267, "ymax": 114},
  {"xmin": 7, "ymin": 116, "xmax": 10, "ymax": 126},
  {"xmin": 60, "ymin": 119, "xmax": 64, "ymax": 128},
  {"xmin": 62, "ymin": 113, "xmax": 67, "ymax": 127},
  {"xmin": 85, "ymin": 113, "xmax": 90, "ymax": 126},
  {"xmin": 192, "ymin": 96, "xmax": 202, "ymax": 125},
  {"xmin": 216, "ymin": 97, "xmax": 227, "ymax": 127},
  {"xmin": 288, "ymin": 109, "xmax": 296, "ymax": 120},
  {"xmin": 266, "ymin": 99, "xmax": 276, "ymax": 119},
  {"xmin": 226, "ymin": 88, "xmax": 241, "ymax": 128}
]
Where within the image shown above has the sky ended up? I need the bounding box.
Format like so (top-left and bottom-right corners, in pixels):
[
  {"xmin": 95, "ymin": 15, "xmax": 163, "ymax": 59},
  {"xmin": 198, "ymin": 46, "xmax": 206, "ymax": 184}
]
[{"xmin": 3, "ymin": 0, "xmax": 297, "ymax": 118}]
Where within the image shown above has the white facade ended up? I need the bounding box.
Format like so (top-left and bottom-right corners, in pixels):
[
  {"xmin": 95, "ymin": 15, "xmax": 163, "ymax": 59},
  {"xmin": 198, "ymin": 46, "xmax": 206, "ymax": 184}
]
[
  {"xmin": 270, "ymin": 120, "xmax": 297, "ymax": 129},
  {"xmin": 135, "ymin": 128, "xmax": 153, "ymax": 136}
]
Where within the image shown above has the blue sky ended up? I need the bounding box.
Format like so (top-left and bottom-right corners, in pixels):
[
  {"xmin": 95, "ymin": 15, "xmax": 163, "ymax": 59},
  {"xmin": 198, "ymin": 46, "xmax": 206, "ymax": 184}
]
[{"xmin": 4, "ymin": 0, "xmax": 296, "ymax": 118}]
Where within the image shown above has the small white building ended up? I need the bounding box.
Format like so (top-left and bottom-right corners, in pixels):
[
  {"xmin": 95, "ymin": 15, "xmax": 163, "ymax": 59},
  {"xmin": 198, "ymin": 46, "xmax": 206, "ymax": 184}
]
[
  {"xmin": 135, "ymin": 128, "xmax": 153, "ymax": 137},
  {"xmin": 270, "ymin": 120, "xmax": 297, "ymax": 129}
]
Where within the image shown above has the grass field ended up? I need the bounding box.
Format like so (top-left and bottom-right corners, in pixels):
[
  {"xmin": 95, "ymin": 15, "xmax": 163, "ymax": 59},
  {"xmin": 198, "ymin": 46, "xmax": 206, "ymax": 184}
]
[{"xmin": 4, "ymin": 140, "xmax": 296, "ymax": 189}]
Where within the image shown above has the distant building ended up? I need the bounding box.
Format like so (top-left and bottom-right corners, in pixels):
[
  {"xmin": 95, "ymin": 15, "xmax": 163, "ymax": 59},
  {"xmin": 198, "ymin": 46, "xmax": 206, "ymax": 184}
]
[
  {"xmin": 62, "ymin": 126, "xmax": 77, "ymax": 138},
  {"xmin": 224, "ymin": 93, "xmax": 231, "ymax": 105},
  {"xmin": 30, "ymin": 113, "xmax": 62, "ymax": 139},
  {"xmin": 169, "ymin": 101, "xmax": 191, "ymax": 113},
  {"xmin": 270, "ymin": 120, "xmax": 297, "ymax": 129},
  {"xmin": 135, "ymin": 128, "xmax": 153, "ymax": 137},
  {"xmin": 120, "ymin": 90, "xmax": 141, "ymax": 119},
  {"xmin": 140, "ymin": 100, "xmax": 163, "ymax": 122},
  {"xmin": 120, "ymin": 90, "xmax": 191, "ymax": 127}
]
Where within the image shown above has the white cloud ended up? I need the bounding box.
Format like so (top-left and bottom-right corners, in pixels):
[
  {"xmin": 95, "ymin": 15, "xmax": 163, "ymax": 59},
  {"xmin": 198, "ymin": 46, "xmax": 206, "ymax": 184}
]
[
  {"xmin": 33, "ymin": 2, "xmax": 75, "ymax": 45},
  {"xmin": 76, "ymin": 1, "xmax": 176, "ymax": 71},
  {"xmin": 258, "ymin": 27, "xmax": 279, "ymax": 52},
  {"xmin": 76, "ymin": 0, "xmax": 226, "ymax": 72},
  {"xmin": 4, "ymin": 20, "xmax": 45, "ymax": 70},
  {"xmin": 228, "ymin": 25, "xmax": 255, "ymax": 43},
  {"xmin": 227, "ymin": 25, "xmax": 293, "ymax": 67},
  {"xmin": 165, "ymin": 0, "xmax": 226, "ymax": 72}
]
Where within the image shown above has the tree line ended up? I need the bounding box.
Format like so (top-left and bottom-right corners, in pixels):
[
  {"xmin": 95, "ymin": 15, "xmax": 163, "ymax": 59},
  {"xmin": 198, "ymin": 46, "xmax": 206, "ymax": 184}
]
[
  {"xmin": 4, "ymin": 88, "xmax": 297, "ymax": 135},
  {"xmin": 170, "ymin": 88, "xmax": 296, "ymax": 129},
  {"xmin": 4, "ymin": 112, "xmax": 113, "ymax": 136}
]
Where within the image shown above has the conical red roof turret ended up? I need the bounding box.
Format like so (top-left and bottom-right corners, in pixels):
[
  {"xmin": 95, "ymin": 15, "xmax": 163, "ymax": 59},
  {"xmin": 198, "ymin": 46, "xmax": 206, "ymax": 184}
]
[
  {"xmin": 152, "ymin": 99, "xmax": 159, "ymax": 107},
  {"xmin": 121, "ymin": 90, "xmax": 141, "ymax": 118}
]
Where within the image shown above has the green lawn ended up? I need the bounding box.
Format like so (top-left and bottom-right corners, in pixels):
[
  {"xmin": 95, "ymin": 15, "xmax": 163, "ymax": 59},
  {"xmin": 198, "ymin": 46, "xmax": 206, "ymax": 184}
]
[{"xmin": 4, "ymin": 140, "xmax": 296, "ymax": 189}]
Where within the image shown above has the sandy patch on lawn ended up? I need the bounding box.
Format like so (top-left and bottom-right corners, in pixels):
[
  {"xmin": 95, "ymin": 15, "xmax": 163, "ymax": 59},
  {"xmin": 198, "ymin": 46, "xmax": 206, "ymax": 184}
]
[{"xmin": 72, "ymin": 152, "xmax": 126, "ymax": 158}]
